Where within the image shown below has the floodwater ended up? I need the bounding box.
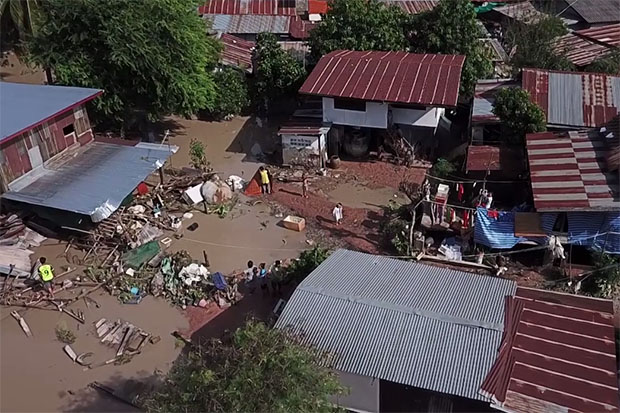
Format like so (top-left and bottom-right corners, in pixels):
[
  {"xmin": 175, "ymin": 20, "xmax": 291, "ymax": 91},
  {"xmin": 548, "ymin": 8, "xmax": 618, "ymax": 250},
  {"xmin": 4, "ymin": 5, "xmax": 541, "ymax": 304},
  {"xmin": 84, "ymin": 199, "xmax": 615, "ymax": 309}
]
[{"xmin": 327, "ymin": 182, "xmax": 405, "ymax": 211}]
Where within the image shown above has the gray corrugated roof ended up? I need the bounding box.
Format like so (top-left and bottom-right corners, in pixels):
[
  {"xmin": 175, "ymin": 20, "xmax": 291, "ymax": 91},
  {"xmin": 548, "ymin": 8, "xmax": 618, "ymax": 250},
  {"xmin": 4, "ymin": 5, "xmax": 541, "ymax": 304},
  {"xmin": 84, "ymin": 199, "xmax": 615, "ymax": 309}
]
[
  {"xmin": 275, "ymin": 249, "xmax": 517, "ymax": 402},
  {"xmin": 548, "ymin": 71, "xmax": 584, "ymax": 127},
  {"xmin": 0, "ymin": 82, "xmax": 102, "ymax": 143},
  {"xmin": 2, "ymin": 141, "xmax": 176, "ymax": 222},
  {"xmin": 570, "ymin": 0, "xmax": 620, "ymax": 24},
  {"xmin": 205, "ymin": 14, "xmax": 291, "ymax": 34}
]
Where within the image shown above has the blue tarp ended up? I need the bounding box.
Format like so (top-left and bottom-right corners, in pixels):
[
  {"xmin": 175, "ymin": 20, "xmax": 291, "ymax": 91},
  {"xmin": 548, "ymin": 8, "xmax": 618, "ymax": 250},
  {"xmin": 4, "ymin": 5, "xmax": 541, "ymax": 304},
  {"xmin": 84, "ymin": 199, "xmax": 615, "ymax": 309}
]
[
  {"xmin": 568, "ymin": 212, "xmax": 620, "ymax": 255},
  {"xmin": 474, "ymin": 207, "xmax": 528, "ymax": 249}
]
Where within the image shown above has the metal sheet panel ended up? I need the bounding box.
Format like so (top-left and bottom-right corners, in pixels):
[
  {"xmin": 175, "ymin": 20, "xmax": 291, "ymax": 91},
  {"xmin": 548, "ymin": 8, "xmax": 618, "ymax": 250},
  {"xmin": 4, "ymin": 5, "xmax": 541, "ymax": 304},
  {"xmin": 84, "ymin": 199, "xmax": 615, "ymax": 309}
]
[
  {"xmin": 206, "ymin": 14, "xmax": 291, "ymax": 34},
  {"xmin": 576, "ymin": 23, "xmax": 620, "ymax": 47},
  {"xmin": 548, "ymin": 72, "xmax": 584, "ymax": 127},
  {"xmin": 198, "ymin": 0, "xmax": 297, "ymax": 15},
  {"xmin": 569, "ymin": 0, "xmax": 620, "ymax": 24},
  {"xmin": 299, "ymin": 50, "xmax": 465, "ymax": 107},
  {"xmin": 275, "ymin": 249, "xmax": 517, "ymax": 401},
  {"xmin": 0, "ymin": 82, "xmax": 102, "ymax": 144},
  {"xmin": 1, "ymin": 141, "xmax": 176, "ymax": 222}
]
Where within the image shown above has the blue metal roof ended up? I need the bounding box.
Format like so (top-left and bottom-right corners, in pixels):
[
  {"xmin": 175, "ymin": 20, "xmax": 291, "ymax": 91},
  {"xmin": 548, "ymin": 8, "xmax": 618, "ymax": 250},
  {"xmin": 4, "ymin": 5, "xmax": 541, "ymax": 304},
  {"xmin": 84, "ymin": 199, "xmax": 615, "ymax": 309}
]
[
  {"xmin": 0, "ymin": 82, "xmax": 102, "ymax": 143},
  {"xmin": 1, "ymin": 141, "xmax": 176, "ymax": 222},
  {"xmin": 275, "ymin": 249, "xmax": 517, "ymax": 402}
]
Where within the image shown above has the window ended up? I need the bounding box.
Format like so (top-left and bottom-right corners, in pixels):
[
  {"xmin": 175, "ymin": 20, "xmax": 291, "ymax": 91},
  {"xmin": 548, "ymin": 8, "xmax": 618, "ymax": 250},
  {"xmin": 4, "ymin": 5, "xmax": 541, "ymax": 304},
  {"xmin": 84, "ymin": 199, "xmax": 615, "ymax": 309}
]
[
  {"xmin": 289, "ymin": 137, "xmax": 313, "ymax": 147},
  {"xmin": 63, "ymin": 124, "xmax": 75, "ymax": 136},
  {"xmin": 333, "ymin": 98, "xmax": 366, "ymax": 112}
]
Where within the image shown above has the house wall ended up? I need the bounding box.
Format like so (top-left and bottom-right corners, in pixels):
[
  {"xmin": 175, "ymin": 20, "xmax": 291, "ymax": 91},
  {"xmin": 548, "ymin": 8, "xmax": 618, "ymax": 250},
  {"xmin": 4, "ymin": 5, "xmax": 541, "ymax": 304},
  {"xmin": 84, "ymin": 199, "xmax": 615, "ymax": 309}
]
[
  {"xmin": 0, "ymin": 104, "xmax": 94, "ymax": 192},
  {"xmin": 281, "ymin": 132, "xmax": 327, "ymax": 168},
  {"xmin": 391, "ymin": 107, "xmax": 444, "ymax": 128},
  {"xmin": 322, "ymin": 97, "xmax": 388, "ymax": 129},
  {"xmin": 331, "ymin": 370, "xmax": 379, "ymax": 413}
]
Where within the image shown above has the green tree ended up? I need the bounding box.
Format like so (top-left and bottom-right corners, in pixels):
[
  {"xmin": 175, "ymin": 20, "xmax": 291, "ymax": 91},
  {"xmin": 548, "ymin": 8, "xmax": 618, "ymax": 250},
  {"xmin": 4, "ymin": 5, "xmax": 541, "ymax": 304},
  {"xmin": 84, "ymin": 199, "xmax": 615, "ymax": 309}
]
[
  {"xmin": 211, "ymin": 67, "xmax": 249, "ymax": 119},
  {"xmin": 286, "ymin": 246, "xmax": 330, "ymax": 284},
  {"xmin": 585, "ymin": 50, "xmax": 620, "ymax": 75},
  {"xmin": 581, "ymin": 252, "xmax": 620, "ymax": 298},
  {"xmin": 253, "ymin": 32, "xmax": 306, "ymax": 113},
  {"xmin": 493, "ymin": 88, "xmax": 546, "ymax": 143},
  {"xmin": 430, "ymin": 158, "xmax": 456, "ymax": 179},
  {"xmin": 145, "ymin": 320, "xmax": 344, "ymax": 412},
  {"xmin": 0, "ymin": 0, "xmax": 38, "ymax": 41},
  {"xmin": 507, "ymin": 15, "xmax": 574, "ymax": 72},
  {"xmin": 308, "ymin": 0, "xmax": 408, "ymax": 61},
  {"xmin": 407, "ymin": 0, "xmax": 492, "ymax": 97},
  {"xmin": 26, "ymin": 0, "xmax": 221, "ymax": 130}
]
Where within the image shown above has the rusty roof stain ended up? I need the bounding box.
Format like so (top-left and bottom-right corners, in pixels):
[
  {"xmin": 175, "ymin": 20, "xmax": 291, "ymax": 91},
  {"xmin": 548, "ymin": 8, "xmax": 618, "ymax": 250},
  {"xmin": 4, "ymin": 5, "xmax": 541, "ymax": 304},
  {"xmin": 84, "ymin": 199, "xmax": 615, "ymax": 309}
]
[
  {"xmin": 218, "ymin": 33, "xmax": 254, "ymax": 71},
  {"xmin": 522, "ymin": 68, "xmax": 620, "ymax": 128},
  {"xmin": 466, "ymin": 145, "xmax": 525, "ymax": 175},
  {"xmin": 198, "ymin": 0, "xmax": 297, "ymax": 15},
  {"xmin": 576, "ymin": 23, "xmax": 620, "ymax": 48},
  {"xmin": 299, "ymin": 50, "xmax": 465, "ymax": 107},
  {"xmin": 480, "ymin": 287, "xmax": 619, "ymax": 413}
]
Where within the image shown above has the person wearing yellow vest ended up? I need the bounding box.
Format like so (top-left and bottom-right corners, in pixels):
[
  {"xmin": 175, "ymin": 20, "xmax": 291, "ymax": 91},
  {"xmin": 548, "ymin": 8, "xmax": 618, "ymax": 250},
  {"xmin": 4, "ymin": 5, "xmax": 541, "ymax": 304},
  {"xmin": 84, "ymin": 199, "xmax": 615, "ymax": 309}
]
[
  {"xmin": 38, "ymin": 257, "xmax": 55, "ymax": 298},
  {"xmin": 259, "ymin": 166, "xmax": 271, "ymax": 194}
]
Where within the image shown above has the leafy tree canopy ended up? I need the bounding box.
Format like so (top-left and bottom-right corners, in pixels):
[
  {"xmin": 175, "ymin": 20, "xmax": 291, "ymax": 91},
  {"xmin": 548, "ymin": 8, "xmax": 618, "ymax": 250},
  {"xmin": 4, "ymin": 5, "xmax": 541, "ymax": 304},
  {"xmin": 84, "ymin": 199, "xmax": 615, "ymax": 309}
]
[
  {"xmin": 210, "ymin": 67, "xmax": 250, "ymax": 119},
  {"xmin": 507, "ymin": 15, "xmax": 573, "ymax": 73},
  {"xmin": 0, "ymin": 0, "xmax": 38, "ymax": 42},
  {"xmin": 585, "ymin": 49, "xmax": 620, "ymax": 75},
  {"xmin": 26, "ymin": 0, "xmax": 221, "ymax": 129},
  {"xmin": 144, "ymin": 320, "xmax": 344, "ymax": 413},
  {"xmin": 493, "ymin": 88, "xmax": 546, "ymax": 143},
  {"xmin": 407, "ymin": 0, "xmax": 492, "ymax": 97},
  {"xmin": 308, "ymin": 0, "xmax": 408, "ymax": 61},
  {"xmin": 252, "ymin": 32, "xmax": 306, "ymax": 112}
]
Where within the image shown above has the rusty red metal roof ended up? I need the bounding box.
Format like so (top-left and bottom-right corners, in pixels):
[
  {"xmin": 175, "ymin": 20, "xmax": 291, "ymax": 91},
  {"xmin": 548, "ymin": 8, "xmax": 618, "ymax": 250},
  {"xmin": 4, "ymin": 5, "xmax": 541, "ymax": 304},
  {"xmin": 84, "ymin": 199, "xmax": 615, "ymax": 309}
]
[
  {"xmin": 299, "ymin": 50, "xmax": 465, "ymax": 107},
  {"xmin": 522, "ymin": 68, "xmax": 620, "ymax": 128},
  {"xmin": 289, "ymin": 16, "xmax": 316, "ymax": 39},
  {"xmin": 526, "ymin": 130, "xmax": 619, "ymax": 211},
  {"xmin": 198, "ymin": 0, "xmax": 297, "ymax": 15},
  {"xmin": 278, "ymin": 117, "xmax": 327, "ymax": 135},
  {"xmin": 308, "ymin": 0, "xmax": 328, "ymax": 14},
  {"xmin": 555, "ymin": 33, "xmax": 612, "ymax": 67},
  {"xmin": 480, "ymin": 287, "xmax": 619, "ymax": 413},
  {"xmin": 576, "ymin": 23, "xmax": 620, "ymax": 48},
  {"xmin": 466, "ymin": 145, "xmax": 525, "ymax": 175},
  {"xmin": 218, "ymin": 33, "xmax": 254, "ymax": 71}
]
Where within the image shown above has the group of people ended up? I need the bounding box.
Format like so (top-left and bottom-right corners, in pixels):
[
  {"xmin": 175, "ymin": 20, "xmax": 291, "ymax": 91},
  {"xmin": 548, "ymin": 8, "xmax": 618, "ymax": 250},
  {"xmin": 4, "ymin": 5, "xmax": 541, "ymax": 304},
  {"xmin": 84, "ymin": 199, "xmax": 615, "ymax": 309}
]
[{"xmin": 243, "ymin": 259, "xmax": 285, "ymax": 296}]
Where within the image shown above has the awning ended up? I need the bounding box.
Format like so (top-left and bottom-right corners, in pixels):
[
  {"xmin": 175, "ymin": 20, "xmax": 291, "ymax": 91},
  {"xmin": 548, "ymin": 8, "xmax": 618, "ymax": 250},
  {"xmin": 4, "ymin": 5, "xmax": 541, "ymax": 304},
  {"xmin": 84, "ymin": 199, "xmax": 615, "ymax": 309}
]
[{"xmin": 2, "ymin": 141, "xmax": 177, "ymax": 223}]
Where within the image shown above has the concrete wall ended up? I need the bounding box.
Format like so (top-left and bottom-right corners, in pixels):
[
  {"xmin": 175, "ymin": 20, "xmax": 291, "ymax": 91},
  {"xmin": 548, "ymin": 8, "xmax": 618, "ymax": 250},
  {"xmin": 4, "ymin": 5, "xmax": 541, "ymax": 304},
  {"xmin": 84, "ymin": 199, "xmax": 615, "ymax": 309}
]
[
  {"xmin": 281, "ymin": 132, "xmax": 327, "ymax": 168},
  {"xmin": 322, "ymin": 97, "xmax": 388, "ymax": 129},
  {"xmin": 331, "ymin": 370, "xmax": 379, "ymax": 413},
  {"xmin": 0, "ymin": 104, "xmax": 94, "ymax": 192},
  {"xmin": 391, "ymin": 107, "xmax": 444, "ymax": 128}
]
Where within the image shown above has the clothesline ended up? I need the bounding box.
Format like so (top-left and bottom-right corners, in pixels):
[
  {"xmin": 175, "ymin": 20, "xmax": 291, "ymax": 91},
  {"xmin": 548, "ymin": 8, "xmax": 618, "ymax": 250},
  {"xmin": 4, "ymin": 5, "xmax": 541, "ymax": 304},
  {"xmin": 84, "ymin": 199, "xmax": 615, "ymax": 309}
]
[
  {"xmin": 424, "ymin": 199, "xmax": 477, "ymax": 211},
  {"xmin": 425, "ymin": 173, "xmax": 524, "ymax": 185}
]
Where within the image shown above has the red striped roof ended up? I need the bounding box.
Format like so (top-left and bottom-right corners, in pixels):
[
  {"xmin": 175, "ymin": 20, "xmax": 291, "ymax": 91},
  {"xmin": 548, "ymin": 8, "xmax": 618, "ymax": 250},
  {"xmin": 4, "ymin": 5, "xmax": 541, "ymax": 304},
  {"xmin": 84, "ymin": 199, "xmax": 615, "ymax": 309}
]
[
  {"xmin": 219, "ymin": 33, "xmax": 254, "ymax": 71},
  {"xmin": 526, "ymin": 130, "xmax": 619, "ymax": 211},
  {"xmin": 198, "ymin": 0, "xmax": 297, "ymax": 15},
  {"xmin": 555, "ymin": 33, "xmax": 612, "ymax": 67},
  {"xmin": 299, "ymin": 50, "xmax": 465, "ymax": 107},
  {"xmin": 481, "ymin": 287, "xmax": 619, "ymax": 413},
  {"xmin": 576, "ymin": 23, "xmax": 620, "ymax": 47}
]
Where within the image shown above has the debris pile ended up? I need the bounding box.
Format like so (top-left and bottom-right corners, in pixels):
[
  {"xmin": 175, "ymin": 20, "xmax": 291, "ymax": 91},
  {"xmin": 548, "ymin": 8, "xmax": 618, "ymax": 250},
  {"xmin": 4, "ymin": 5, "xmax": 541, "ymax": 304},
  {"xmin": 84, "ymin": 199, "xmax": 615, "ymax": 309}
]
[{"xmin": 0, "ymin": 214, "xmax": 47, "ymax": 277}]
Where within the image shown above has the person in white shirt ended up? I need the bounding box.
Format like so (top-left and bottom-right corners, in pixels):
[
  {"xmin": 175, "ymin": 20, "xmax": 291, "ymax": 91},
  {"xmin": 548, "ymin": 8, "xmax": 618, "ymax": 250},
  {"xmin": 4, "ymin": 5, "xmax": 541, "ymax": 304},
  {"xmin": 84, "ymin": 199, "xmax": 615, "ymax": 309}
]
[{"xmin": 332, "ymin": 203, "xmax": 343, "ymax": 225}]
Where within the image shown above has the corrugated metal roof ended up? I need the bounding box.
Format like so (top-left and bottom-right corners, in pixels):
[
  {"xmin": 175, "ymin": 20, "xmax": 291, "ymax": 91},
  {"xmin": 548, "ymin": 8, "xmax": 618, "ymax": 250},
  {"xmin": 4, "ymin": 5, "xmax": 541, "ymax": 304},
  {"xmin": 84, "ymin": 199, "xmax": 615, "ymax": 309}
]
[
  {"xmin": 275, "ymin": 249, "xmax": 517, "ymax": 402},
  {"xmin": 218, "ymin": 33, "xmax": 254, "ymax": 71},
  {"xmin": 198, "ymin": 0, "xmax": 297, "ymax": 15},
  {"xmin": 569, "ymin": 0, "xmax": 620, "ymax": 24},
  {"xmin": 471, "ymin": 79, "xmax": 518, "ymax": 123},
  {"xmin": 526, "ymin": 130, "xmax": 619, "ymax": 211},
  {"xmin": 1, "ymin": 141, "xmax": 176, "ymax": 223},
  {"xmin": 522, "ymin": 68, "xmax": 620, "ymax": 128},
  {"xmin": 0, "ymin": 82, "xmax": 102, "ymax": 144},
  {"xmin": 555, "ymin": 32, "xmax": 613, "ymax": 67},
  {"xmin": 466, "ymin": 145, "xmax": 525, "ymax": 174},
  {"xmin": 480, "ymin": 287, "xmax": 619, "ymax": 413},
  {"xmin": 492, "ymin": 1, "xmax": 543, "ymax": 24},
  {"xmin": 278, "ymin": 117, "xmax": 328, "ymax": 135},
  {"xmin": 308, "ymin": 0, "xmax": 328, "ymax": 14},
  {"xmin": 576, "ymin": 23, "xmax": 620, "ymax": 48},
  {"xmin": 205, "ymin": 14, "xmax": 291, "ymax": 34},
  {"xmin": 299, "ymin": 50, "xmax": 465, "ymax": 107},
  {"xmin": 379, "ymin": 0, "xmax": 439, "ymax": 14},
  {"xmin": 288, "ymin": 16, "xmax": 316, "ymax": 39}
]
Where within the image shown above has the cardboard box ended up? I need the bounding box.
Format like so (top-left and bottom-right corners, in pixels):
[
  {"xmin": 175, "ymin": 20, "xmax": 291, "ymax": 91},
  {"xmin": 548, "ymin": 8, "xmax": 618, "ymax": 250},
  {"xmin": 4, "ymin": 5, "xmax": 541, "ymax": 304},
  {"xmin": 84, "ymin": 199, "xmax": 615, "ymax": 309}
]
[{"xmin": 282, "ymin": 215, "xmax": 306, "ymax": 232}]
